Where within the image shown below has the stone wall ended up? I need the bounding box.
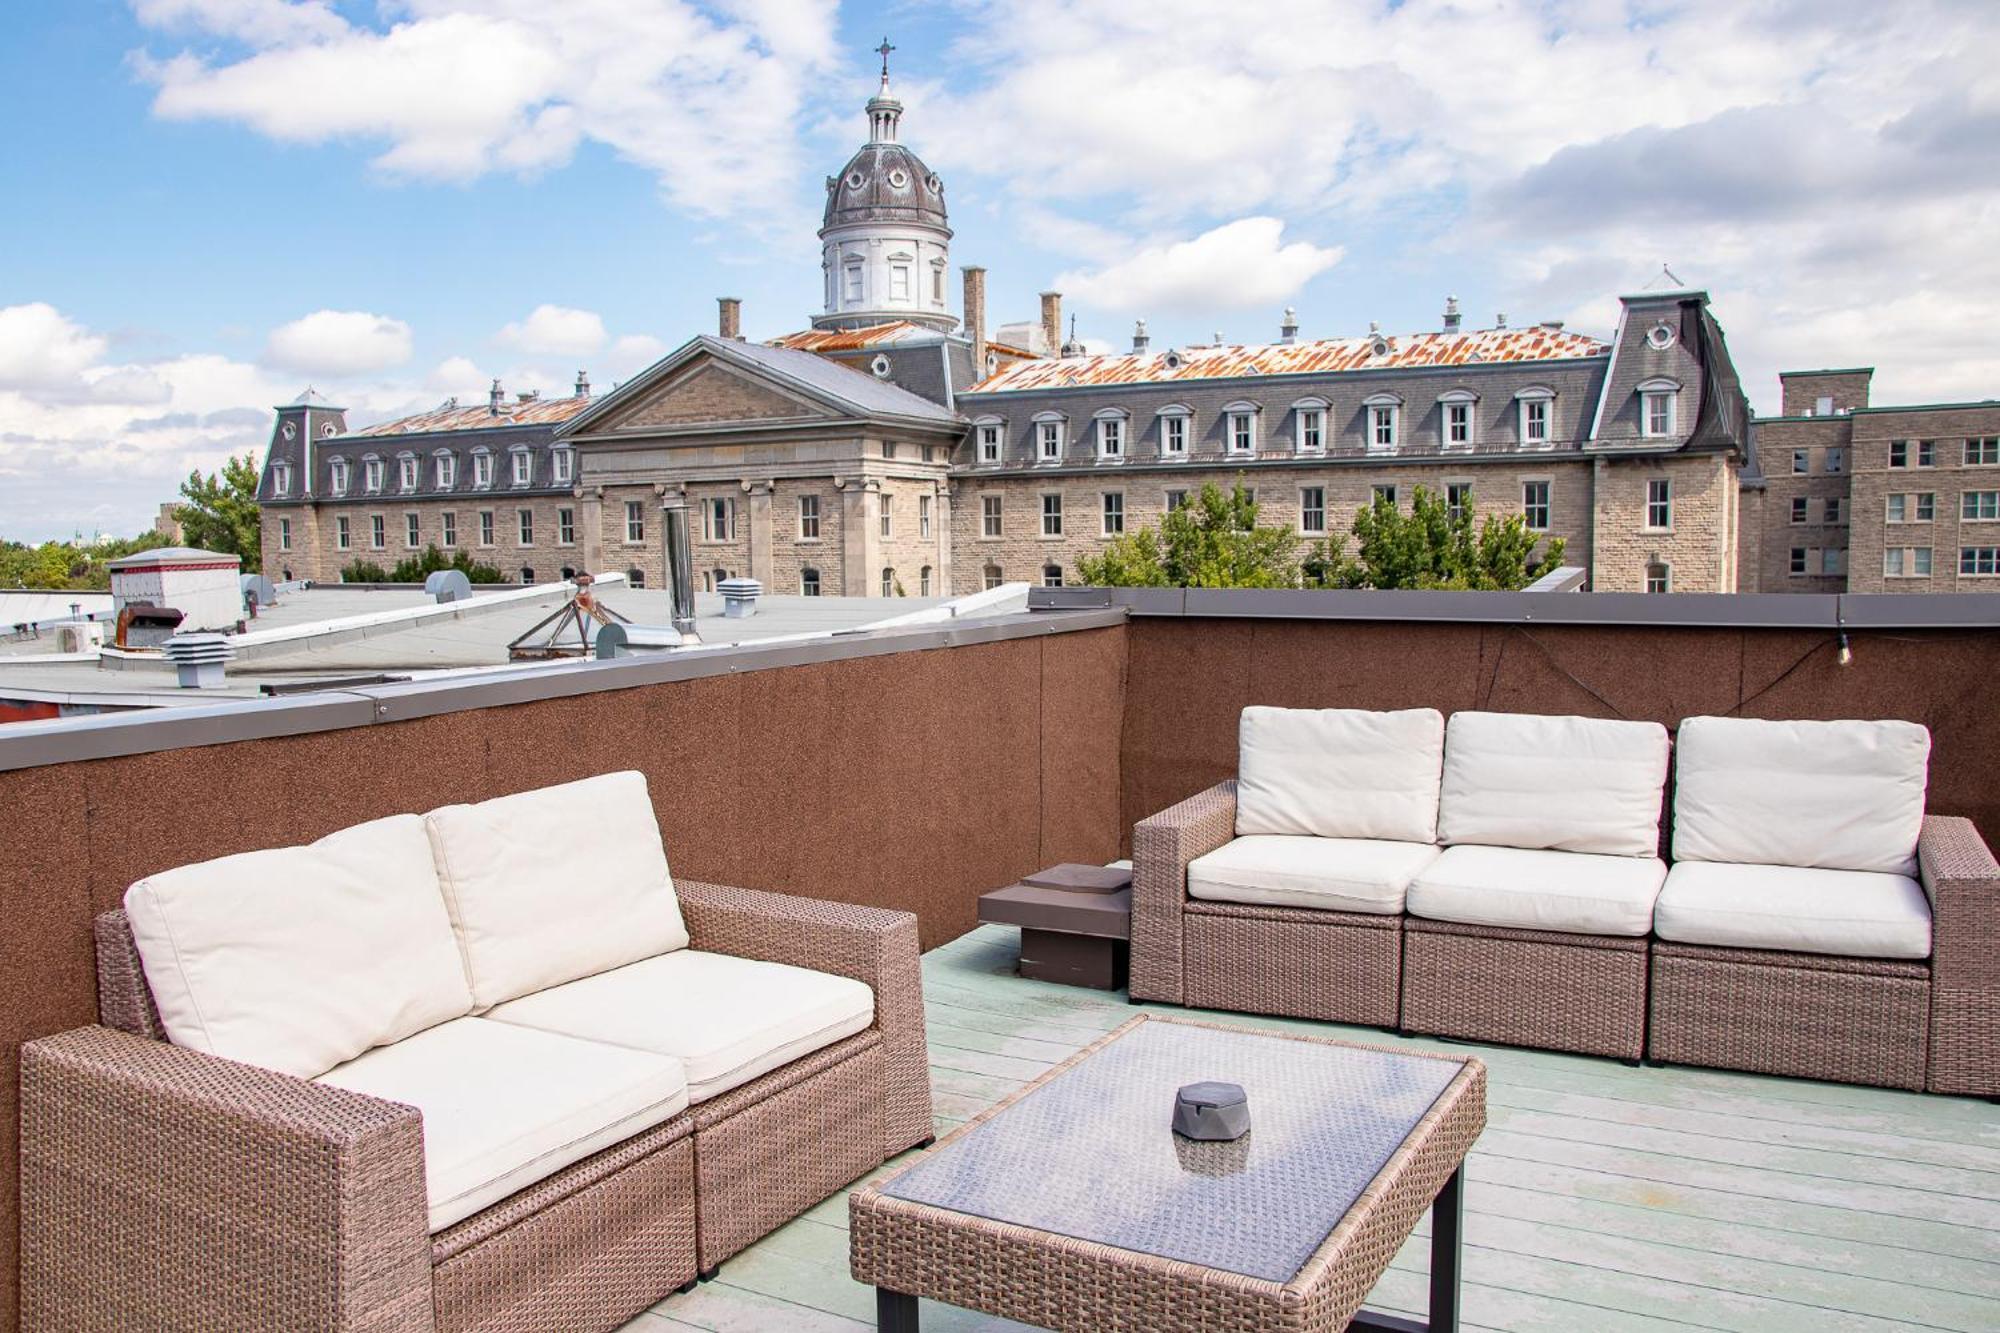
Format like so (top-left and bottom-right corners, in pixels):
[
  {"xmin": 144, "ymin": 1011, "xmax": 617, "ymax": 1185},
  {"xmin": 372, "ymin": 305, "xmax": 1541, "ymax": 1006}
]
[{"xmin": 1587, "ymin": 452, "xmax": 1737, "ymax": 592}]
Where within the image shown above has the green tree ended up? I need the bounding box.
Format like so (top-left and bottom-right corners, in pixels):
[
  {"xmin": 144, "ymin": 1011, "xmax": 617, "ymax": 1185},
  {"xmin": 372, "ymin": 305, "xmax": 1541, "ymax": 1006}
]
[
  {"xmin": 1305, "ymin": 485, "xmax": 1565, "ymax": 590},
  {"xmin": 1077, "ymin": 482, "xmax": 1305, "ymax": 588},
  {"xmin": 0, "ymin": 530, "xmax": 172, "ymax": 590},
  {"xmin": 175, "ymin": 452, "xmax": 263, "ymax": 567},
  {"xmin": 341, "ymin": 546, "xmax": 505, "ymax": 584}
]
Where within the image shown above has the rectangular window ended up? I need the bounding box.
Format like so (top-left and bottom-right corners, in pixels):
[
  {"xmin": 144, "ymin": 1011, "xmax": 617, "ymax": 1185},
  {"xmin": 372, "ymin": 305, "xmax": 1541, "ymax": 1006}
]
[
  {"xmin": 879, "ymin": 495, "xmax": 892, "ymax": 538},
  {"xmin": 1820, "ymin": 547, "xmax": 1844, "ymax": 576},
  {"xmin": 983, "ymin": 566, "xmax": 1003, "ymax": 590},
  {"xmin": 798, "ymin": 494, "xmax": 820, "ymax": 539},
  {"xmin": 1825, "ymin": 497, "xmax": 1844, "ymax": 524},
  {"xmin": 882, "ymin": 441, "xmax": 898, "ymax": 460},
  {"xmin": 474, "ymin": 453, "xmax": 493, "ymax": 487},
  {"xmin": 1815, "ymin": 395, "xmax": 1834, "ymax": 416},
  {"xmin": 1098, "ymin": 417, "xmax": 1124, "ymax": 458},
  {"xmin": 1789, "ymin": 546, "xmax": 1808, "ymax": 576},
  {"xmin": 1446, "ymin": 483, "xmax": 1472, "ymax": 521},
  {"xmin": 1889, "ymin": 441, "xmax": 1908, "ymax": 469},
  {"xmin": 1886, "ymin": 494, "xmax": 1905, "ymax": 523},
  {"xmin": 364, "ymin": 459, "xmax": 384, "ymax": 493},
  {"xmin": 1300, "ymin": 486, "xmax": 1326, "ymax": 534},
  {"xmin": 369, "ymin": 514, "xmax": 386, "ymax": 549},
  {"xmin": 1162, "ymin": 414, "xmax": 1187, "ymax": 457},
  {"xmin": 1918, "ymin": 440, "xmax": 1935, "ymax": 467},
  {"xmin": 843, "ymin": 264, "xmax": 862, "ymax": 302},
  {"xmin": 919, "ymin": 494, "xmax": 932, "ymax": 537},
  {"xmin": 1446, "ymin": 402, "xmax": 1472, "ymax": 447},
  {"xmin": 1372, "ymin": 483, "xmax": 1397, "ymax": 507},
  {"xmin": 624, "ymin": 501, "xmax": 643, "ymax": 543},
  {"xmin": 889, "ymin": 264, "xmax": 910, "ymax": 300},
  {"xmin": 881, "ymin": 568, "xmax": 894, "ymax": 597},
  {"xmin": 1793, "ymin": 450, "xmax": 1811, "ymax": 475},
  {"xmin": 510, "ymin": 453, "xmax": 531, "ymax": 486},
  {"xmin": 479, "ymin": 511, "xmax": 495, "ymax": 546},
  {"xmin": 801, "ymin": 568, "xmax": 821, "ymax": 596},
  {"xmin": 1915, "ymin": 546, "xmax": 1934, "ymax": 575},
  {"xmin": 1522, "ymin": 480, "xmax": 1551, "ymax": 531},
  {"xmin": 405, "ymin": 513, "xmax": 420, "ymax": 548},
  {"xmin": 436, "ymin": 454, "xmax": 456, "ymax": 488},
  {"xmin": 1968, "ymin": 438, "xmax": 2000, "ymax": 466},
  {"xmin": 336, "ymin": 515, "xmax": 351, "ymax": 549},
  {"xmin": 278, "ymin": 517, "xmax": 291, "ymax": 550},
  {"xmin": 1229, "ymin": 412, "xmax": 1256, "ymax": 454},
  {"xmin": 1042, "ymin": 564, "xmax": 1063, "ymax": 588},
  {"xmin": 704, "ymin": 498, "xmax": 734, "ymax": 542},
  {"xmin": 1299, "ymin": 408, "xmax": 1324, "ymax": 452},
  {"xmin": 1917, "ymin": 492, "xmax": 1936, "ymax": 521},
  {"xmin": 558, "ymin": 507, "xmax": 574, "ymax": 545},
  {"xmin": 981, "ymin": 494, "xmax": 1002, "ymax": 538},
  {"xmin": 271, "ymin": 463, "xmax": 291, "ymax": 497},
  {"xmin": 441, "ymin": 511, "xmax": 457, "ymax": 547},
  {"xmin": 1038, "ymin": 420, "xmax": 1062, "ymax": 461},
  {"xmin": 1961, "ymin": 546, "xmax": 2000, "ymax": 575},
  {"xmin": 1643, "ymin": 393, "xmax": 1674, "ymax": 438},
  {"xmin": 1791, "ymin": 496, "xmax": 1809, "ymax": 524},
  {"xmin": 1965, "ymin": 491, "xmax": 2000, "ymax": 520},
  {"xmin": 1521, "ymin": 399, "xmax": 1549, "ymax": 447},
  {"xmin": 978, "ymin": 424, "xmax": 1001, "ymax": 463},
  {"xmin": 1645, "ymin": 562, "xmax": 1670, "ymax": 594},
  {"xmin": 517, "ymin": 509, "xmax": 533, "ymax": 545},
  {"xmin": 919, "ymin": 566, "xmax": 932, "ymax": 596},
  {"xmin": 1165, "ymin": 489, "xmax": 1189, "ymax": 511},
  {"xmin": 399, "ymin": 456, "xmax": 417, "ymax": 491},
  {"xmin": 553, "ymin": 449, "xmax": 573, "ymax": 484},
  {"xmin": 1884, "ymin": 547, "xmax": 1933, "ymax": 577},
  {"xmin": 1101, "ymin": 492, "xmax": 1124, "ymax": 535},
  {"xmin": 1827, "ymin": 446, "xmax": 1845, "ymax": 474},
  {"xmin": 1646, "ymin": 478, "xmax": 1672, "ymax": 529},
  {"xmin": 1370, "ymin": 406, "xmax": 1397, "ymax": 451},
  {"xmin": 1042, "ymin": 493, "xmax": 1063, "ymax": 537},
  {"xmin": 1884, "ymin": 547, "xmax": 1904, "ymax": 577}
]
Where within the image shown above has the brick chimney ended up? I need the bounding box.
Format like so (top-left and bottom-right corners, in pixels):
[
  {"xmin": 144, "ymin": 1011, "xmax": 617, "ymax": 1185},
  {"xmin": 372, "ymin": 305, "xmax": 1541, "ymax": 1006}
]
[
  {"xmin": 962, "ymin": 266, "xmax": 987, "ymax": 375},
  {"xmin": 1039, "ymin": 291, "xmax": 1061, "ymax": 358},
  {"xmin": 717, "ymin": 297, "xmax": 742, "ymax": 340}
]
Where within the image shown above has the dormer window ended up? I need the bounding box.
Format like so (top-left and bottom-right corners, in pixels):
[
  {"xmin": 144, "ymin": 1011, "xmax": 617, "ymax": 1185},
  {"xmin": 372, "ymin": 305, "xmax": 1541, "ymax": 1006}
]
[
  {"xmin": 1292, "ymin": 397, "xmax": 1329, "ymax": 454},
  {"xmin": 397, "ymin": 453, "xmax": 418, "ymax": 492},
  {"xmin": 975, "ymin": 418, "xmax": 1005, "ymax": 465},
  {"xmin": 1362, "ymin": 393, "xmax": 1403, "ymax": 454},
  {"xmin": 552, "ymin": 447, "xmax": 574, "ymax": 485},
  {"xmin": 1439, "ymin": 389, "xmax": 1477, "ymax": 451},
  {"xmin": 270, "ymin": 463, "xmax": 291, "ymax": 496},
  {"xmin": 1034, "ymin": 412, "xmax": 1066, "ymax": 463},
  {"xmin": 329, "ymin": 457, "xmax": 350, "ymax": 496},
  {"xmin": 1515, "ymin": 386, "xmax": 1555, "ymax": 450},
  {"xmin": 362, "ymin": 455, "xmax": 384, "ymax": 493},
  {"xmin": 435, "ymin": 452, "xmax": 456, "ymax": 488},
  {"xmin": 1158, "ymin": 407, "xmax": 1192, "ymax": 459},
  {"xmin": 1223, "ymin": 402, "xmax": 1259, "ymax": 455},
  {"xmin": 1094, "ymin": 409, "xmax": 1128, "ymax": 462},
  {"xmin": 473, "ymin": 449, "xmax": 494, "ymax": 488},
  {"xmin": 1637, "ymin": 378, "xmax": 1680, "ymax": 439},
  {"xmin": 510, "ymin": 450, "xmax": 532, "ymax": 486}
]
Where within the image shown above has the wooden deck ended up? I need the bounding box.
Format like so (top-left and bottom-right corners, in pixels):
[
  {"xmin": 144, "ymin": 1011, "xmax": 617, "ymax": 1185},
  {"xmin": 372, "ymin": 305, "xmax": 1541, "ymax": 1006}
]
[{"xmin": 625, "ymin": 924, "xmax": 2000, "ymax": 1332}]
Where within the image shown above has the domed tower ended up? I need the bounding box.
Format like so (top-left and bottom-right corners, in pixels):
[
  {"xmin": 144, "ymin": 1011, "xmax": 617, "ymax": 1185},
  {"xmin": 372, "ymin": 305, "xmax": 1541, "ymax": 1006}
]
[{"xmin": 813, "ymin": 40, "xmax": 955, "ymax": 332}]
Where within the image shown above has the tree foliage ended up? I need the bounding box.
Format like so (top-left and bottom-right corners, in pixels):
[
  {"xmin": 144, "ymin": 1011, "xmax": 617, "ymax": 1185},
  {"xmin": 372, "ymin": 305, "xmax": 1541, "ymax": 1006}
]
[
  {"xmin": 1076, "ymin": 482, "xmax": 1304, "ymax": 588},
  {"xmin": 1304, "ymin": 485, "xmax": 1564, "ymax": 590},
  {"xmin": 340, "ymin": 545, "xmax": 506, "ymax": 584},
  {"xmin": 0, "ymin": 531, "xmax": 172, "ymax": 590},
  {"xmin": 175, "ymin": 452, "xmax": 264, "ymax": 568}
]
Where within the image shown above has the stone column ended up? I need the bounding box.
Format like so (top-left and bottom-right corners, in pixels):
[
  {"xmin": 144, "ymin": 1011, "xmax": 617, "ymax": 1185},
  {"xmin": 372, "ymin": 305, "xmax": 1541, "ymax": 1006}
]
[
  {"xmin": 744, "ymin": 479, "xmax": 774, "ymax": 585},
  {"xmin": 934, "ymin": 479, "xmax": 954, "ymax": 595},
  {"xmin": 580, "ymin": 486, "xmax": 605, "ymax": 575}
]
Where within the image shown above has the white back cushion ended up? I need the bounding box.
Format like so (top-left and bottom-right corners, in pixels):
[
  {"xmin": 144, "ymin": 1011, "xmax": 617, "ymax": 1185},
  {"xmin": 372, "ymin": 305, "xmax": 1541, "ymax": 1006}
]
[
  {"xmin": 124, "ymin": 814, "xmax": 473, "ymax": 1079},
  {"xmin": 424, "ymin": 771, "xmax": 689, "ymax": 1008},
  {"xmin": 1672, "ymin": 716, "xmax": 1929, "ymax": 875},
  {"xmin": 1236, "ymin": 706, "xmax": 1445, "ymax": 843},
  {"xmin": 1438, "ymin": 711, "xmax": 1670, "ymax": 856}
]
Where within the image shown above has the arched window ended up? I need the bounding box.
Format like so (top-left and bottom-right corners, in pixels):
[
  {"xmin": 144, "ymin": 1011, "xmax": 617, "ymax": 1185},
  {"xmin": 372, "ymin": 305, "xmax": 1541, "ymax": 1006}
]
[
  {"xmin": 1362, "ymin": 393, "xmax": 1403, "ymax": 454},
  {"xmin": 919, "ymin": 565, "xmax": 932, "ymax": 596},
  {"xmin": 1156, "ymin": 404, "xmax": 1193, "ymax": 459},
  {"xmin": 1515, "ymin": 386, "xmax": 1556, "ymax": 450},
  {"xmin": 1031, "ymin": 411, "xmax": 1067, "ymax": 463},
  {"xmin": 1093, "ymin": 408, "xmax": 1129, "ymax": 461},
  {"xmin": 983, "ymin": 563, "xmax": 1003, "ymax": 590},
  {"xmin": 627, "ymin": 567, "xmax": 645, "ymax": 588},
  {"xmin": 361, "ymin": 454, "xmax": 384, "ymax": 492},
  {"xmin": 433, "ymin": 450, "xmax": 456, "ymax": 488},
  {"xmin": 973, "ymin": 415, "xmax": 1006, "ymax": 465},
  {"xmin": 801, "ymin": 567, "xmax": 821, "ymax": 597},
  {"xmin": 1636, "ymin": 377, "xmax": 1681, "ymax": 439},
  {"xmin": 520, "ymin": 566, "xmax": 535, "ymax": 584},
  {"xmin": 881, "ymin": 567, "xmax": 896, "ymax": 597},
  {"xmin": 1041, "ymin": 563, "xmax": 1064, "ymax": 588},
  {"xmin": 1222, "ymin": 401, "xmax": 1260, "ymax": 455},
  {"xmin": 1290, "ymin": 396, "xmax": 1330, "ymax": 453}
]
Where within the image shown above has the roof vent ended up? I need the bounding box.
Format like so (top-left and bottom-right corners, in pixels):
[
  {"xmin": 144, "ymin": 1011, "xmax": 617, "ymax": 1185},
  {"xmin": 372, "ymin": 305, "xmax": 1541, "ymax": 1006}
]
[
  {"xmin": 717, "ymin": 577, "xmax": 763, "ymax": 619},
  {"xmin": 575, "ymin": 370, "xmax": 590, "ymax": 398},
  {"xmin": 162, "ymin": 631, "xmax": 234, "ymax": 689},
  {"xmin": 425, "ymin": 569, "xmax": 473, "ymax": 604},
  {"xmin": 1132, "ymin": 319, "xmax": 1150, "ymax": 354},
  {"xmin": 488, "ymin": 378, "xmax": 504, "ymax": 415},
  {"xmin": 516, "ymin": 390, "xmax": 540, "ymax": 404},
  {"xmin": 1495, "ymin": 313, "xmax": 1508, "ymax": 329},
  {"xmin": 1540, "ymin": 320, "xmax": 1564, "ymax": 331},
  {"xmin": 1280, "ymin": 307, "xmax": 1299, "ymax": 345},
  {"xmin": 1443, "ymin": 296, "xmax": 1462, "ymax": 334}
]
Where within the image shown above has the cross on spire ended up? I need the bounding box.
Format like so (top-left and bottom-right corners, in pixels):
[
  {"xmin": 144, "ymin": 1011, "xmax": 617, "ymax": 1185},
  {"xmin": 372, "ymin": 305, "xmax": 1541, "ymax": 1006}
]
[{"xmin": 876, "ymin": 36, "xmax": 895, "ymax": 82}]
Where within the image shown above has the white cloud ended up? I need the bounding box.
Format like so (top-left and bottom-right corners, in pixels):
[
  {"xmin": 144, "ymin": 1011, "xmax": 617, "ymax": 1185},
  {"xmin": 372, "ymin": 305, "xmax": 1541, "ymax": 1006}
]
[
  {"xmin": 606, "ymin": 333, "xmax": 669, "ymax": 377},
  {"xmin": 425, "ymin": 355, "xmax": 486, "ymax": 396},
  {"xmin": 1055, "ymin": 219, "xmax": 1342, "ymax": 317},
  {"xmin": 0, "ymin": 303, "xmax": 110, "ymax": 392},
  {"xmin": 263, "ymin": 309, "xmax": 414, "ymax": 375},
  {"xmin": 133, "ymin": 0, "xmax": 839, "ymax": 221},
  {"xmin": 495, "ymin": 304, "xmax": 608, "ymax": 357}
]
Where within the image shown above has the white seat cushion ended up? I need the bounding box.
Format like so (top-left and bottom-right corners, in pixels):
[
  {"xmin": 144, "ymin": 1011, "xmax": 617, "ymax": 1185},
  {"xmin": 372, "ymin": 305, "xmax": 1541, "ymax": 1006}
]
[
  {"xmin": 124, "ymin": 814, "xmax": 473, "ymax": 1079},
  {"xmin": 1408, "ymin": 844, "xmax": 1668, "ymax": 936},
  {"xmin": 1672, "ymin": 716, "xmax": 1930, "ymax": 876},
  {"xmin": 1438, "ymin": 711, "xmax": 1670, "ymax": 857},
  {"xmin": 1236, "ymin": 706, "xmax": 1445, "ymax": 843},
  {"xmin": 1189, "ymin": 835, "xmax": 1440, "ymax": 915},
  {"xmin": 1654, "ymin": 861, "xmax": 1933, "ymax": 960},
  {"xmin": 425, "ymin": 771, "xmax": 690, "ymax": 1008},
  {"xmin": 485, "ymin": 950, "xmax": 874, "ymax": 1104},
  {"xmin": 316, "ymin": 1016, "xmax": 688, "ymax": 1233}
]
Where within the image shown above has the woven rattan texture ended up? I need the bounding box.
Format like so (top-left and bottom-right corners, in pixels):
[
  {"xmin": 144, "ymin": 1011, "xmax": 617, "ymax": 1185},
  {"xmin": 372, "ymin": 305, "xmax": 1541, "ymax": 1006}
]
[
  {"xmin": 21, "ymin": 1025, "xmax": 433, "ymax": 1333},
  {"xmin": 432, "ymin": 1136, "xmax": 696, "ymax": 1333},
  {"xmin": 1918, "ymin": 816, "xmax": 2000, "ymax": 1096},
  {"xmin": 1184, "ymin": 903, "xmax": 1401, "ymax": 1027},
  {"xmin": 1131, "ymin": 781, "xmax": 1239, "ymax": 1005},
  {"xmin": 697, "ymin": 1043, "xmax": 888, "ymax": 1268},
  {"xmin": 1402, "ymin": 919, "xmax": 1649, "ymax": 1059},
  {"xmin": 94, "ymin": 910, "xmax": 165, "ymax": 1041},
  {"xmin": 679, "ymin": 879, "xmax": 932, "ymax": 1155},
  {"xmin": 852, "ymin": 1016, "xmax": 1484, "ymax": 1333},
  {"xmin": 1648, "ymin": 942, "xmax": 1931, "ymax": 1090}
]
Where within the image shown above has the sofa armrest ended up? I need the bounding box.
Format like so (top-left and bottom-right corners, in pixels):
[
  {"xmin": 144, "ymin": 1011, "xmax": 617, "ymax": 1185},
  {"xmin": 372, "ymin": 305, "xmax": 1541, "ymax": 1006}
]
[
  {"xmin": 1130, "ymin": 780, "xmax": 1239, "ymax": 1005},
  {"xmin": 676, "ymin": 881, "xmax": 932, "ymax": 1152},
  {"xmin": 21, "ymin": 1025, "xmax": 434, "ymax": 1333},
  {"xmin": 1918, "ymin": 816, "xmax": 2000, "ymax": 1096}
]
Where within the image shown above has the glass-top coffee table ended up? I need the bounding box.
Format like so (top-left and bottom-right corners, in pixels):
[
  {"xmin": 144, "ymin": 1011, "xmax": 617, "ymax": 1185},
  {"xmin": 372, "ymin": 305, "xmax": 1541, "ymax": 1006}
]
[{"xmin": 850, "ymin": 1014, "xmax": 1485, "ymax": 1332}]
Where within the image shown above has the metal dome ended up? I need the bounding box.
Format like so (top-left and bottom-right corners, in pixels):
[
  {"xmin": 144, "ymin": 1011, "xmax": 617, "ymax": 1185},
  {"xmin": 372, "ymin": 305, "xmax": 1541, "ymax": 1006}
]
[{"xmin": 822, "ymin": 143, "xmax": 949, "ymax": 233}]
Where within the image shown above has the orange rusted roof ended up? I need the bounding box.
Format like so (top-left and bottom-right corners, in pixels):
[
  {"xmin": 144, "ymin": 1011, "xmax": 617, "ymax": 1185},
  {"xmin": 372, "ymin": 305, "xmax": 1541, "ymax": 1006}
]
[
  {"xmin": 769, "ymin": 321, "xmax": 936, "ymax": 352},
  {"xmin": 966, "ymin": 325, "xmax": 1610, "ymax": 394},
  {"xmin": 350, "ymin": 394, "xmax": 597, "ymax": 437}
]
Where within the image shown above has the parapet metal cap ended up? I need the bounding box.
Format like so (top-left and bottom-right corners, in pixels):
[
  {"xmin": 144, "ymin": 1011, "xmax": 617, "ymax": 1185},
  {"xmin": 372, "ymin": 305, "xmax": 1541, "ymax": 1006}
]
[{"xmin": 106, "ymin": 545, "xmax": 241, "ymax": 569}]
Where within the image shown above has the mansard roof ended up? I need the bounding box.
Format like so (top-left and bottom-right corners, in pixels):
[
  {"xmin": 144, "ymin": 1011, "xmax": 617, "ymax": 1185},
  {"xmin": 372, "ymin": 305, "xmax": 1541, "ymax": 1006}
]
[{"xmin": 348, "ymin": 393, "xmax": 596, "ymax": 438}]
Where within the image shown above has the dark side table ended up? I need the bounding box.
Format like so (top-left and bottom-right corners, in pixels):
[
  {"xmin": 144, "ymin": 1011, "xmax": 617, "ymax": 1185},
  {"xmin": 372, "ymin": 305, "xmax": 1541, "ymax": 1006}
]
[{"xmin": 977, "ymin": 862, "xmax": 1131, "ymax": 989}]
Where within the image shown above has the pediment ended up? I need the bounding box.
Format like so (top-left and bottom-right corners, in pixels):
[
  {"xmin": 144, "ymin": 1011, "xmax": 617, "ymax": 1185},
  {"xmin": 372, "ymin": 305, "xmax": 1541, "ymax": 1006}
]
[{"xmin": 596, "ymin": 360, "xmax": 835, "ymax": 433}]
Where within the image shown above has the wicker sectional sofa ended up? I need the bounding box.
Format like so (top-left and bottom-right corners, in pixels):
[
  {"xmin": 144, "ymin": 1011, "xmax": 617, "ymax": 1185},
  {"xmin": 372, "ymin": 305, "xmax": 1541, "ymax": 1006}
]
[
  {"xmin": 20, "ymin": 771, "xmax": 933, "ymax": 1333},
  {"xmin": 1133, "ymin": 707, "xmax": 1999, "ymax": 1096}
]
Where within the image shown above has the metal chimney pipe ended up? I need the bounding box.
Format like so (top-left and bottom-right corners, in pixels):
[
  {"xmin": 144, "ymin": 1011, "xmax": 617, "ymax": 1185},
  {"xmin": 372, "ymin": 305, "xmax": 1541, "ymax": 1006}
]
[{"xmin": 661, "ymin": 498, "xmax": 696, "ymax": 637}]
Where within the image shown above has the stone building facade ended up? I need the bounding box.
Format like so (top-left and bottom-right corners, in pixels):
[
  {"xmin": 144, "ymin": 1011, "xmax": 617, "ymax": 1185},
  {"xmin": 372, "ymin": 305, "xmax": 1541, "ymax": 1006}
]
[
  {"xmin": 257, "ymin": 50, "xmax": 1753, "ymax": 598},
  {"xmin": 1738, "ymin": 369, "xmax": 2000, "ymax": 594}
]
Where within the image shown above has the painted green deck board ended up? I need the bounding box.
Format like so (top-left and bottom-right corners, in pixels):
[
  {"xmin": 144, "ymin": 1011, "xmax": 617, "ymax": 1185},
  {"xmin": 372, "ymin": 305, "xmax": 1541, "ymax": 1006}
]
[{"xmin": 623, "ymin": 923, "xmax": 2000, "ymax": 1333}]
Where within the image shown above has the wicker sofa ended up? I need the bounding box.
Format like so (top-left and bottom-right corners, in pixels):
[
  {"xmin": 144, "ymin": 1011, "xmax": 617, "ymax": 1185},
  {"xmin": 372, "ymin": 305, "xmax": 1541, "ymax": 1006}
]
[
  {"xmin": 1133, "ymin": 707, "xmax": 1999, "ymax": 1095},
  {"xmin": 20, "ymin": 771, "xmax": 933, "ymax": 1333}
]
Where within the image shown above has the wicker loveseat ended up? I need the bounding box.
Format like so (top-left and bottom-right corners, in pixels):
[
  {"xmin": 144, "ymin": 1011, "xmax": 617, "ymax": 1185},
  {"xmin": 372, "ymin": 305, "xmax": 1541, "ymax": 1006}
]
[
  {"xmin": 1133, "ymin": 707, "xmax": 1999, "ymax": 1095},
  {"xmin": 20, "ymin": 771, "xmax": 933, "ymax": 1333}
]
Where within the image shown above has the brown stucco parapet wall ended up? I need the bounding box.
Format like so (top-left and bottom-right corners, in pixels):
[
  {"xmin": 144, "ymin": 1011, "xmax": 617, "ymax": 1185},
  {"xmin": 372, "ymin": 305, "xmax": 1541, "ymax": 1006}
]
[{"xmin": 0, "ymin": 610, "xmax": 1127, "ymax": 1333}]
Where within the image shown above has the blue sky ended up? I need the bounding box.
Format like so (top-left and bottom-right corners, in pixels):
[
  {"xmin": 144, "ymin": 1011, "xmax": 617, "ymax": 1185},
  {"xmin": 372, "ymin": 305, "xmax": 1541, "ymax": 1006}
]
[{"xmin": 3, "ymin": 0, "xmax": 1997, "ymax": 541}]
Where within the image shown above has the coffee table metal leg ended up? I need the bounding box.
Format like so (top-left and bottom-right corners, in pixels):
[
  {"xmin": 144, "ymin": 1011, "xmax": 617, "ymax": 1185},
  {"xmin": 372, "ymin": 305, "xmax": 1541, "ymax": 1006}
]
[
  {"xmin": 1347, "ymin": 1163, "xmax": 1465, "ymax": 1333},
  {"xmin": 876, "ymin": 1288, "xmax": 919, "ymax": 1331}
]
